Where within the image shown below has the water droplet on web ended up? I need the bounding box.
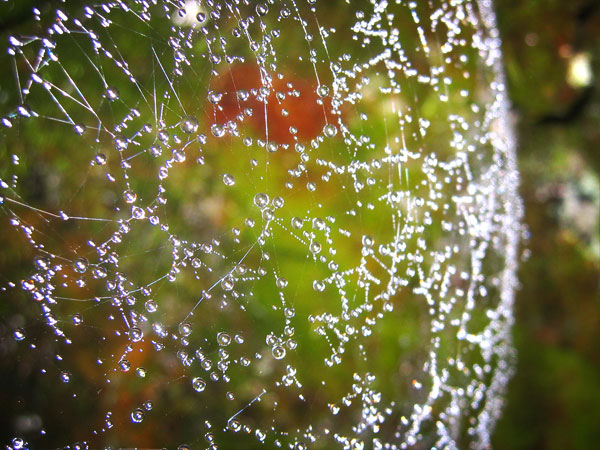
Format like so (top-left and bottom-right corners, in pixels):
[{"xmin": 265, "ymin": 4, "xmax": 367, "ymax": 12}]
[
  {"xmin": 131, "ymin": 206, "xmax": 145, "ymax": 220},
  {"xmin": 207, "ymin": 91, "xmax": 222, "ymax": 104},
  {"xmin": 60, "ymin": 371, "xmax": 71, "ymax": 383},
  {"xmin": 309, "ymin": 241, "xmax": 322, "ymax": 254},
  {"xmin": 323, "ymin": 123, "xmax": 337, "ymax": 138},
  {"xmin": 291, "ymin": 217, "xmax": 303, "ymax": 229},
  {"xmin": 272, "ymin": 345, "xmax": 286, "ymax": 359},
  {"xmin": 221, "ymin": 276, "xmax": 234, "ymax": 291},
  {"xmin": 210, "ymin": 124, "xmax": 225, "ymax": 138},
  {"xmin": 228, "ymin": 419, "xmax": 241, "ymax": 432},
  {"xmin": 145, "ymin": 299, "xmax": 157, "ymax": 313},
  {"xmin": 72, "ymin": 314, "xmax": 83, "ymax": 326},
  {"xmin": 254, "ymin": 193, "xmax": 269, "ymax": 208},
  {"xmin": 313, "ymin": 280, "xmax": 325, "ymax": 292},
  {"xmin": 95, "ymin": 153, "xmax": 107, "ymax": 165},
  {"xmin": 73, "ymin": 123, "xmax": 86, "ymax": 135},
  {"xmin": 362, "ymin": 235, "xmax": 374, "ymax": 247},
  {"xmin": 222, "ymin": 173, "xmax": 235, "ymax": 186},
  {"xmin": 129, "ymin": 327, "xmax": 143, "ymax": 342},
  {"xmin": 11, "ymin": 438, "xmax": 25, "ymax": 450},
  {"xmin": 17, "ymin": 104, "xmax": 31, "ymax": 117},
  {"xmin": 119, "ymin": 359, "xmax": 131, "ymax": 372},
  {"xmin": 113, "ymin": 135, "xmax": 128, "ymax": 151},
  {"xmin": 217, "ymin": 332, "xmax": 232, "ymax": 346},
  {"xmin": 179, "ymin": 322, "xmax": 192, "ymax": 337},
  {"xmin": 192, "ymin": 377, "xmax": 206, "ymax": 392},
  {"xmin": 105, "ymin": 87, "xmax": 119, "ymax": 101},
  {"xmin": 73, "ymin": 257, "xmax": 89, "ymax": 274},
  {"xmin": 256, "ymin": 4, "xmax": 269, "ymax": 16},
  {"xmin": 262, "ymin": 208, "xmax": 274, "ymax": 221},
  {"xmin": 317, "ymin": 84, "xmax": 330, "ymax": 97},
  {"xmin": 180, "ymin": 115, "xmax": 199, "ymax": 134},
  {"xmin": 130, "ymin": 408, "xmax": 145, "ymax": 423},
  {"xmin": 313, "ymin": 218, "xmax": 326, "ymax": 230},
  {"xmin": 123, "ymin": 189, "xmax": 137, "ymax": 204},
  {"xmin": 255, "ymin": 429, "xmax": 266, "ymax": 442},
  {"xmin": 13, "ymin": 328, "xmax": 25, "ymax": 341}
]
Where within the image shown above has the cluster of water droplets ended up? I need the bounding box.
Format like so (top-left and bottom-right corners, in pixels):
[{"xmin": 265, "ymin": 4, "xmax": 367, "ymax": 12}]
[{"xmin": 1, "ymin": 0, "xmax": 521, "ymax": 449}]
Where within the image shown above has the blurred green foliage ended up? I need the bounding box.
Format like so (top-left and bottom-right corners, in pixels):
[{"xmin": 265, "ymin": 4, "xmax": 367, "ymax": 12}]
[{"xmin": 493, "ymin": 1, "xmax": 600, "ymax": 449}]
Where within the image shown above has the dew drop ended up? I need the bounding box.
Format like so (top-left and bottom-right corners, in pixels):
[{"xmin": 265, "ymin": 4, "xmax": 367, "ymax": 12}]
[
  {"xmin": 317, "ymin": 84, "xmax": 330, "ymax": 97},
  {"xmin": 179, "ymin": 322, "xmax": 192, "ymax": 337},
  {"xmin": 119, "ymin": 359, "xmax": 131, "ymax": 372},
  {"xmin": 131, "ymin": 206, "xmax": 145, "ymax": 220},
  {"xmin": 105, "ymin": 87, "xmax": 119, "ymax": 101},
  {"xmin": 362, "ymin": 235, "xmax": 374, "ymax": 247},
  {"xmin": 180, "ymin": 115, "xmax": 199, "ymax": 134},
  {"xmin": 228, "ymin": 419, "xmax": 241, "ymax": 432},
  {"xmin": 13, "ymin": 328, "xmax": 25, "ymax": 341},
  {"xmin": 16, "ymin": 104, "xmax": 31, "ymax": 117},
  {"xmin": 95, "ymin": 153, "xmax": 107, "ymax": 165},
  {"xmin": 272, "ymin": 345, "xmax": 286, "ymax": 360},
  {"xmin": 309, "ymin": 241, "xmax": 322, "ymax": 254},
  {"xmin": 262, "ymin": 208, "xmax": 274, "ymax": 221},
  {"xmin": 221, "ymin": 277, "xmax": 234, "ymax": 291},
  {"xmin": 323, "ymin": 123, "xmax": 337, "ymax": 138},
  {"xmin": 217, "ymin": 332, "xmax": 232, "ymax": 346},
  {"xmin": 313, "ymin": 280, "xmax": 325, "ymax": 292},
  {"xmin": 210, "ymin": 124, "xmax": 225, "ymax": 138},
  {"xmin": 73, "ymin": 257, "xmax": 89, "ymax": 274},
  {"xmin": 254, "ymin": 193, "xmax": 269, "ymax": 208},
  {"xmin": 256, "ymin": 4, "xmax": 269, "ymax": 16},
  {"xmin": 129, "ymin": 327, "xmax": 143, "ymax": 342},
  {"xmin": 131, "ymin": 408, "xmax": 145, "ymax": 423},
  {"xmin": 113, "ymin": 135, "xmax": 128, "ymax": 151},
  {"xmin": 291, "ymin": 217, "xmax": 304, "ymax": 229},
  {"xmin": 145, "ymin": 299, "xmax": 158, "ymax": 313},
  {"xmin": 123, "ymin": 189, "xmax": 137, "ymax": 204},
  {"xmin": 207, "ymin": 90, "xmax": 222, "ymax": 104},
  {"xmin": 192, "ymin": 377, "xmax": 206, "ymax": 392},
  {"xmin": 74, "ymin": 123, "xmax": 86, "ymax": 135},
  {"xmin": 272, "ymin": 196, "xmax": 284, "ymax": 208}
]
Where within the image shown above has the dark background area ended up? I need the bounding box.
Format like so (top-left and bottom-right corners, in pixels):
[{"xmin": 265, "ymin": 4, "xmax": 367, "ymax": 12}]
[{"xmin": 493, "ymin": 0, "xmax": 600, "ymax": 449}]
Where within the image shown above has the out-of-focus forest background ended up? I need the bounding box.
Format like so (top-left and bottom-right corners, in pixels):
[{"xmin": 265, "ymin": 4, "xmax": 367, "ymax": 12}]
[
  {"xmin": 0, "ymin": 0, "xmax": 598, "ymax": 449},
  {"xmin": 493, "ymin": 0, "xmax": 600, "ymax": 448}
]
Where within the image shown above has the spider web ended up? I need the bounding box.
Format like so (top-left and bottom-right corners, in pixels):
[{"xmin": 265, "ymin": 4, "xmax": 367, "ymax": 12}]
[{"xmin": 0, "ymin": 0, "xmax": 522, "ymax": 449}]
